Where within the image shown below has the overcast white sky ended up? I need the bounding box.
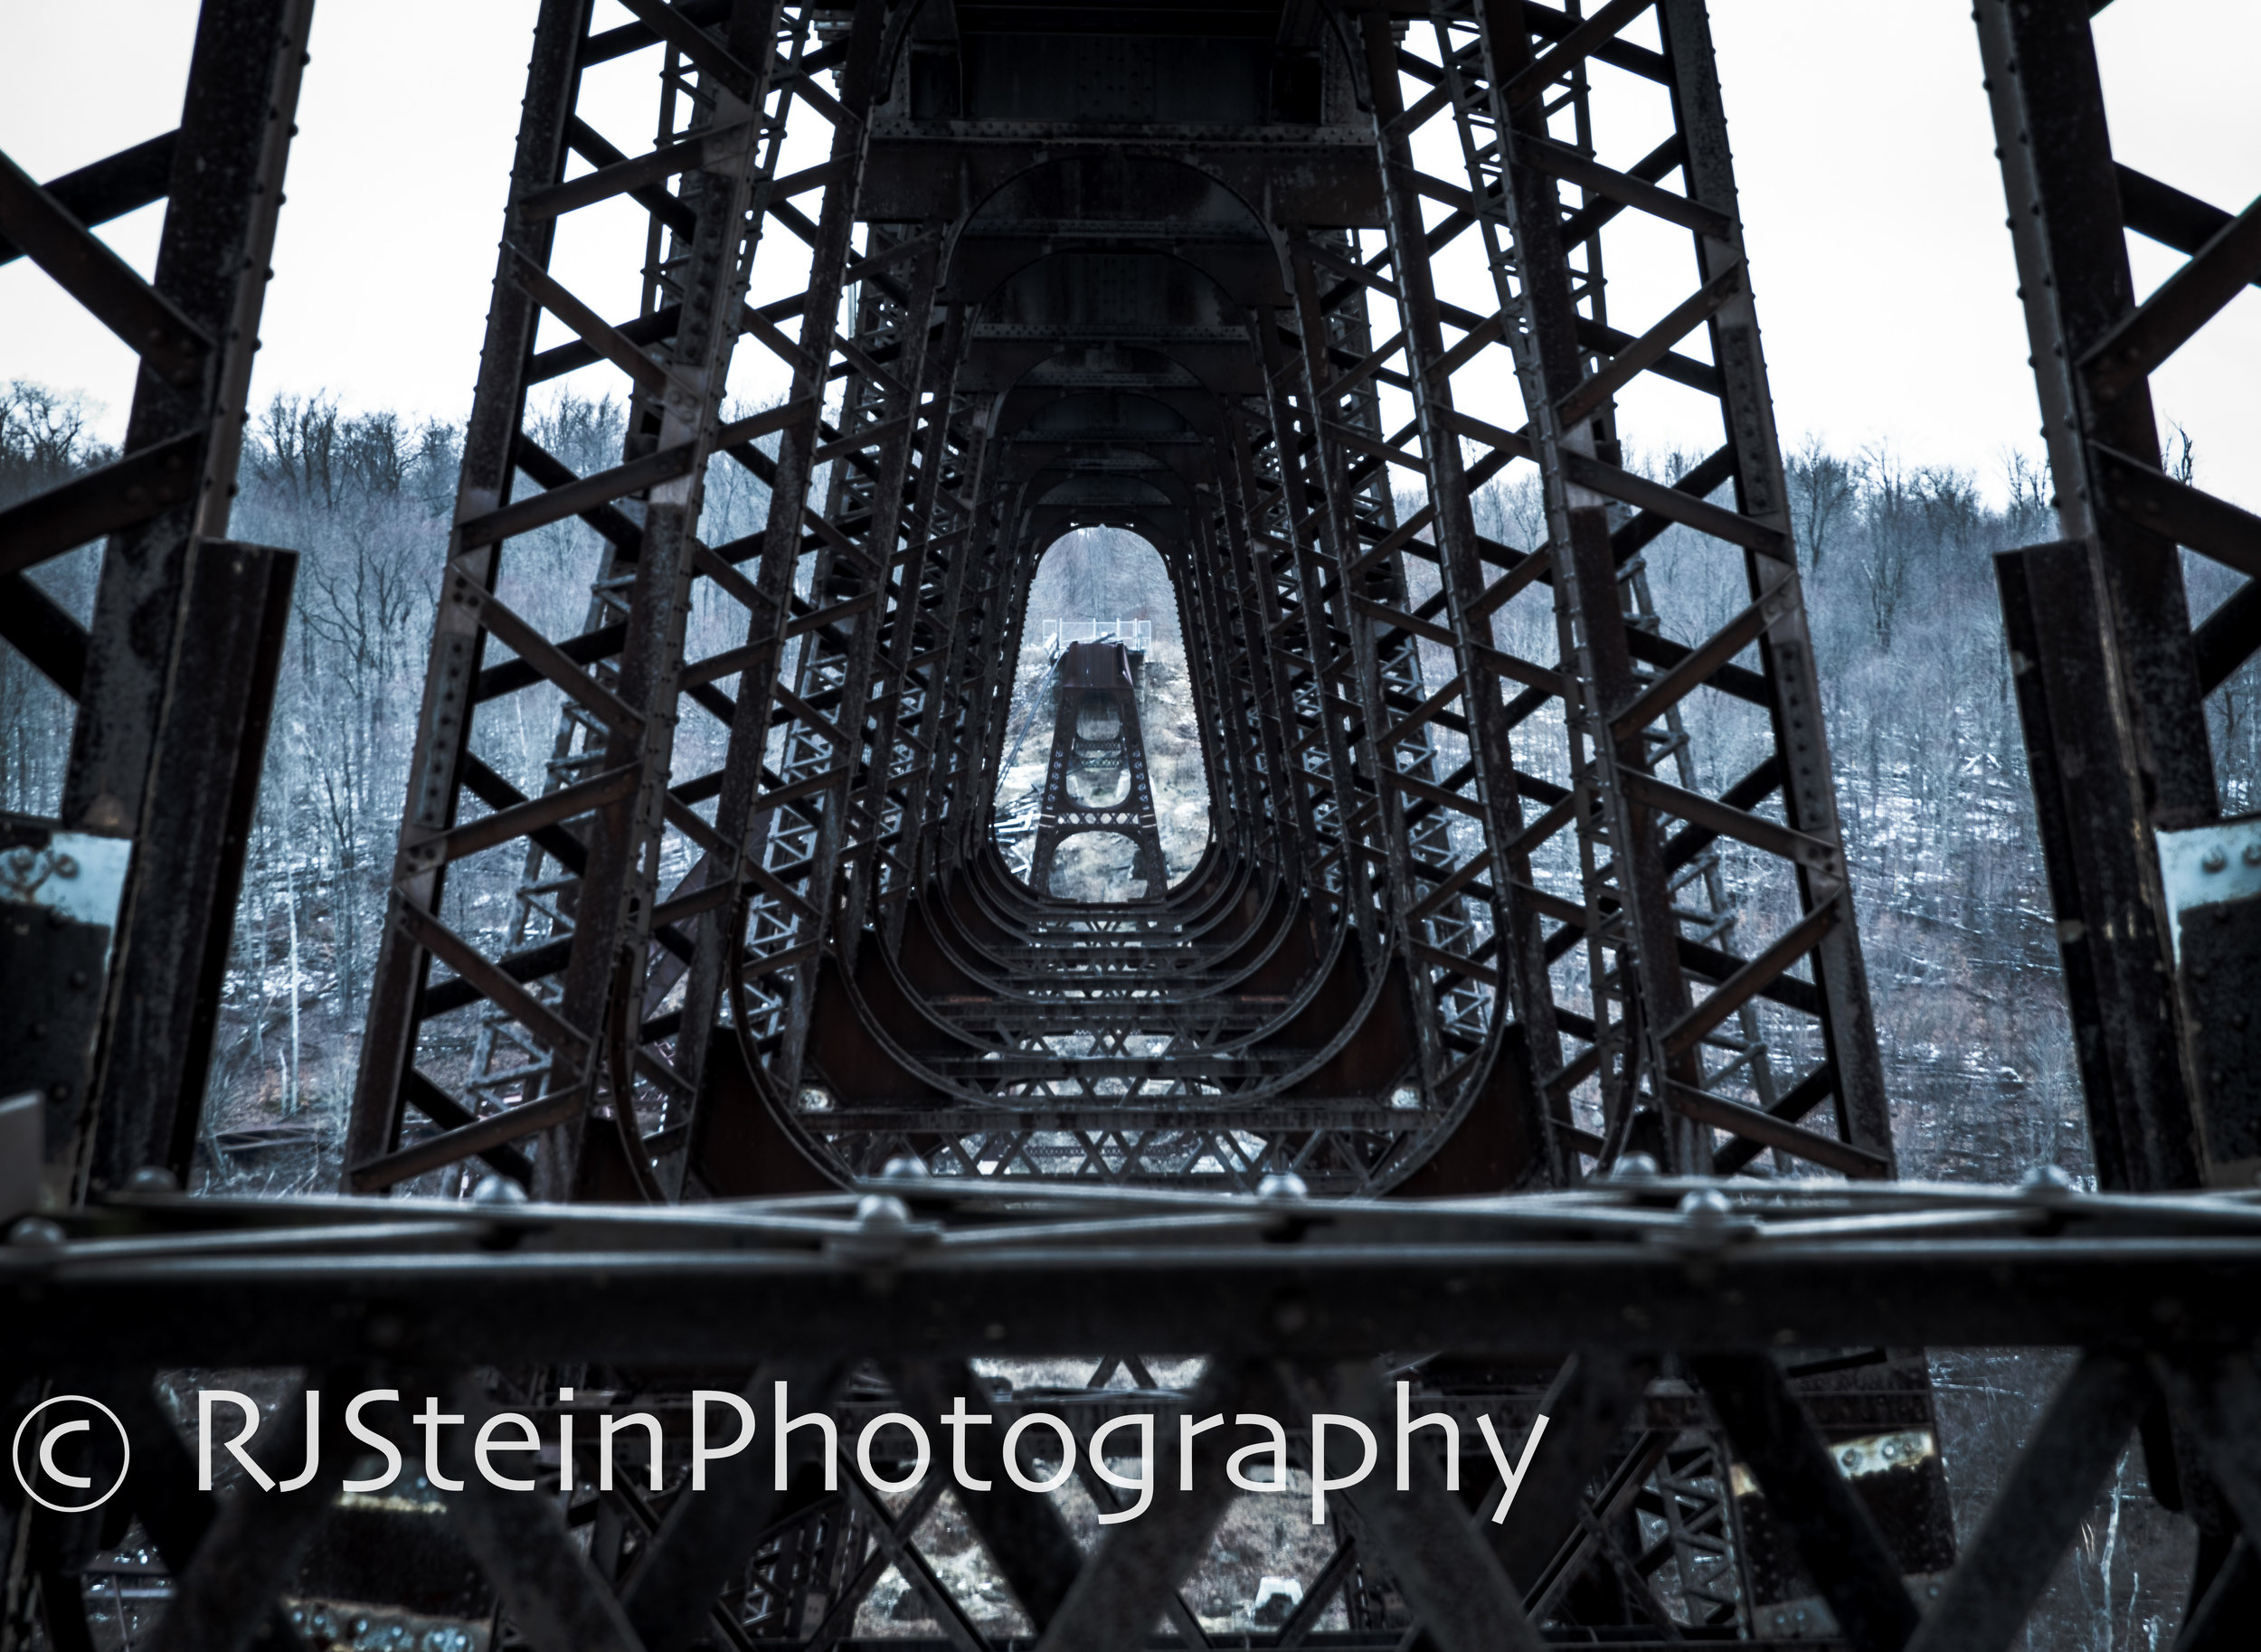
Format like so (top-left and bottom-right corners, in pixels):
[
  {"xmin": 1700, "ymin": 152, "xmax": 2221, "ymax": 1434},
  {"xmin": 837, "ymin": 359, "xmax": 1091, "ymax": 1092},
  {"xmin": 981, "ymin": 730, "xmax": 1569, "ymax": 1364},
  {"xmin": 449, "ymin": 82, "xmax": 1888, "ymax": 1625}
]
[{"xmin": 2, "ymin": 2, "xmax": 2254, "ymax": 506}]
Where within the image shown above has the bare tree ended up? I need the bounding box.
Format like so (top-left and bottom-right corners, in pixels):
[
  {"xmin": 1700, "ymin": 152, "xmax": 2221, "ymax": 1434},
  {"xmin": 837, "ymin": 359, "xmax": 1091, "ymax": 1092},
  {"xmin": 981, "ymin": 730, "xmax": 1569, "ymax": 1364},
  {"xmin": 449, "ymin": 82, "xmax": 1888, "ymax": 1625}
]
[
  {"xmin": 1855, "ymin": 443, "xmax": 1916, "ymax": 650},
  {"xmin": 2001, "ymin": 447, "xmax": 2053, "ymax": 543},
  {"xmin": 1786, "ymin": 431, "xmax": 1859, "ymax": 568},
  {"xmin": 1, "ymin": 382, "xmax": 112, "ymax": 813},
  {"xmin": 2164, "ymin": 420, "xmax": 2196, "ymax": 485},
  {"xmin": 341, "ymin": 410, "xmax": 409, "ymax": 496},
  {"xmin": 250, "ymin": 391, "xmax": 343, "ymax": 507},
  {"xmin": 0, "ymin": 380, "xmax": 112, "ymax": 493}
]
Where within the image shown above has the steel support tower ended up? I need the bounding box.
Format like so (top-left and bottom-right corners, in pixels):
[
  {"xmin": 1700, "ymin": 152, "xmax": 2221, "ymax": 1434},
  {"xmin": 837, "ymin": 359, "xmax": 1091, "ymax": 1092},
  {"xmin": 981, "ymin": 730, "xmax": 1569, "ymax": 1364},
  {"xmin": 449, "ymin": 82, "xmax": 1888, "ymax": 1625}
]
[
  {"xmin": 0, "ymin": 0, "xmax": 314, "ymax": 1207},
  {"xmin": 332, "ymin": 0, "xmax": 1894, "ymax": 1206},
  {"xmin": 1025, "ymin": 641, "xmax": 1169, "ymax": 901},
  {"xmin": 3, "ymin": 0, "xmax": 2257, "ymax": 1647}
]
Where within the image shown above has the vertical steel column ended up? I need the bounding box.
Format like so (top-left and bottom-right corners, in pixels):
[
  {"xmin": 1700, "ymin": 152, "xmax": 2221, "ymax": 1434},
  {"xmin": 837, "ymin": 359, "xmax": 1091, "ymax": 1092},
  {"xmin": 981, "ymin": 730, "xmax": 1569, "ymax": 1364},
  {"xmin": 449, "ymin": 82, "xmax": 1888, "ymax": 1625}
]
[
  {"xmin": 1974, "ymin": 0, "xmax": 2246, "ymax": 1194},
  {"xmin": 836, "ymin": 247, "xmax": 951, "ymax": 958},
  {"xmin": 1277, "ymin": 266, "xmax": 1459, "ymax": 1098},
  {"xmin": 1286, "ymin": 234, "xmax": 1563, "ymax": 1156},
  {"xmin": 1375, "ymin": 0, "xmax": 1894, "ymax": 1177},
  {"xmin": 759, "ymin": 241, "xmax": 940, "ymax": 1090},
  {"xmin": 345, "ymin": 0, "xmax": 601, "ymax": 1185},
  {"xmin": 1977, "ymin": 1, "xmax": 2261, "ymax": 1588},
  {"xmin": 1353, "ymin": 14, "xmax": 1570, "ymax": 1168},
  {"xmin": 668, "ymin": 0, "xmax": 893, "ymax": 1124},
  {"xmin": 903, "ymin": 411, "xmax": 997, "ymax": 887},
  {"xmin": 1655, "ymin": 0, "xmax": 1889, "ymax": 1163},
  {"xmin": 543, "ymin": 2, "xmax": 785, "ymax": 1200},
  {"xmin": 4, "ymin": 0, "xmax": 315, "ymax": 1197},
  {"xmin": 1253, "ymin": 308, "xmax": 1385, "ymax": 955},
  {"xmin": 941, "ymin": 474, "xmax": 1024, "ymax": 876},
  {"xmin": 853, "ymin": 299, "xmax": 969, "ymax": 952},
  {"xmin": 1221, "ymin": 409, "xmax": 1333, "ymax": 903},
  {"xmin": 346, "ymin": 0, "xmax": 809, "ymax": 1198},
  {"xmin": 1470, "ymin": 0, "xmax": 1708, "ymax": 1170},
  {"xmin": 1178, "ymin": 469, "xmax": 1269, "ymax": 865}
]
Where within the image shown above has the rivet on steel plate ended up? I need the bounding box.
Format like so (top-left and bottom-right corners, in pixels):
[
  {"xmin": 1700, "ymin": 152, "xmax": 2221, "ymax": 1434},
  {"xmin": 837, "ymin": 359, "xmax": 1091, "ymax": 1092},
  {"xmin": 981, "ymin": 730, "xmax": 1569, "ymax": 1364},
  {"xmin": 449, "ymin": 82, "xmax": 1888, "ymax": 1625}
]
[{"xmin": 1257, "ymin": 1170, "xmax": 1308, "ymax": 1200}]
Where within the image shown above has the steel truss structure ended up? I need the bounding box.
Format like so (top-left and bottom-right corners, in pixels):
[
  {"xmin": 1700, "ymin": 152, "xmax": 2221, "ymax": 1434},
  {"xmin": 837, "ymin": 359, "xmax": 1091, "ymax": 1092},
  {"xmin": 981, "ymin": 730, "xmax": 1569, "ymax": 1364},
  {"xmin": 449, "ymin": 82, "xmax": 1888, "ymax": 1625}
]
[
  {"xmin": 1973, "ymin": 0, "xmax": 2261, "ymax": 1604},
  {"xmin": 2, "ymin": 0, "xmax": 2257, "ymax": 1647},
  {"xmin": 328, "ymin": 0, "xmax": 1893, "ymax": 1206},
  {"xmin": 4, "ymin": 1177, "xmax": 2260, "ymax": 1652},
  {"xmin": 0, "ymin": 0, "xmax": 313, "ymax": 1206},
  {"xmin": 1024, "ymin": 642, "xmax": 1168, "ymax": 901}
]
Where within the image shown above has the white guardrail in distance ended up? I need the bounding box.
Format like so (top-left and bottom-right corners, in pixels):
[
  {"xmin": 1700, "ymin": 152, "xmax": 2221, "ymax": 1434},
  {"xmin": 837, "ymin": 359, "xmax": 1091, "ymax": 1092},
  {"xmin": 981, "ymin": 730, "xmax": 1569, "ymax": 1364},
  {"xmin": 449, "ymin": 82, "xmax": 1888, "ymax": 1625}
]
[{"xmin": 1042, "ymin": 619, "xmax": 1153, "ymax": 651}]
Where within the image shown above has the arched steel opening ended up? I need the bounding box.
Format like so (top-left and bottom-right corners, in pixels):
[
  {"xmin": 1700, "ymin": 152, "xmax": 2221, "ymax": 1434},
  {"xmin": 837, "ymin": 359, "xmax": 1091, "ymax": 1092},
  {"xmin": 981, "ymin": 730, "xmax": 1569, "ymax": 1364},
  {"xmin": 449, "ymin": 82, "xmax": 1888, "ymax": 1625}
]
[{"xmin": 992, "ymin": 526, "xmax": 1211, "ymax": 902}]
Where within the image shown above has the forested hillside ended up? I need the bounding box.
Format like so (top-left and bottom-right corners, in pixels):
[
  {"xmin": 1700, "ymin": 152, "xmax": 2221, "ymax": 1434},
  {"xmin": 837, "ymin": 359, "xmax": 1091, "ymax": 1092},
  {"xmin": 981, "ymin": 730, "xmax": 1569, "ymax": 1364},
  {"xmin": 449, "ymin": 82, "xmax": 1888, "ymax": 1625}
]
[
  {"xmin": 6, "ymin": 375, "xmax": 2247, "ymax": 1642},
  {"xmin": 12, "ymin": 378, "xmax": 2254, "ymax": 1191}
]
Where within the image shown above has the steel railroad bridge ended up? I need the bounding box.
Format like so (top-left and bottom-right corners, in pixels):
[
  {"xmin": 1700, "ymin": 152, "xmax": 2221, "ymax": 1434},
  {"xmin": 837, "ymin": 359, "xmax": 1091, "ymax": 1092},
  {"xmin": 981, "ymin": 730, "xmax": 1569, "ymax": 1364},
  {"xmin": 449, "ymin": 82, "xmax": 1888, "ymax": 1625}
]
[{"xmin": 3, "ymin": 0, "xmax": 2258, "ymax": 1647}]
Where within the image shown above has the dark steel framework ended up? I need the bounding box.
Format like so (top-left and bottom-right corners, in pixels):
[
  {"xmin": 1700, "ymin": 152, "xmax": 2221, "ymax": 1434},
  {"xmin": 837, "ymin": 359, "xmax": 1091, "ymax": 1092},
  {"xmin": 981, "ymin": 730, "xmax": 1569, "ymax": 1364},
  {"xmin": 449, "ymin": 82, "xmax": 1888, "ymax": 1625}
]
[
  {"xmin": 3, "ymin": 1177, "xmax": 2258, "ymax": 1652},
  {"xmin": 1975, "ymin": 0, "xmax": 2261, "ymax": 1611},
  {"xmin": 0, "ymin": 0, "xmax": 313, "ymax": 1206},
  {"xmin": 2, "ymin": 0, "xmax": 2257, "ymax": 1647},
  {"xmin": 1024, "ymin": 641, "xmax": 1169, "ymax": 900},
  {"xmin": 329, "ymin": 0, "xmax": 1897, "ymax": 1206}
]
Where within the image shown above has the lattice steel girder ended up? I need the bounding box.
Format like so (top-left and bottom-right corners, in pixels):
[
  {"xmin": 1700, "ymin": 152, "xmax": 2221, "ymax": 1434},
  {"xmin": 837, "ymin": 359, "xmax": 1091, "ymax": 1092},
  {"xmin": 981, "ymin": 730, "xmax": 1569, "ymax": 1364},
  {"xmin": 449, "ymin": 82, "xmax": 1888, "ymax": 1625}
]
[
  {"xmin": 1977, "ymin": 0, "xmax": 2259, "ymax": 1610},
  {"xmin": 1253, "ymin": 307, "xmax": 1386, "ymax": 952},
  {"xmin": 1285, "ymin": 233, "xmax": 1519, "ymax": 1107},
  {"xmin": 19, "ymin": 1178, "xmax": 2261, "ymax": 1361},
  {"xmin": 1976, "ymin": 0, "xmax": 2259, "ymax": 1195},
  {"xmin": 841, "ymin": 295, "xmax": 971, "ymax": 951},
  {"xmin": 9, "ymin": 1183, "xmax": 2254, "ymax": 1648},
  {"xmin": 737, "ymin": 220, "xmax": 947, "ymax": 1094},
  {"xmin": 1319, "ymin": 0, "xmax": 1892, "ymax": 1185},
  {"xmin": 344, "ymin": 0, "xmax": 898, "ymax": 1201},
  {"xmin": 892, "ymin": 403, "xmax": 1000, "ymax": 887},
  {"xmin": 334, "ymin": 0, "xmax": 1902, "ymax": 1208},
  {"xmin": 0, "ymin": 0, "xmax": 313, "ymax": 1203}
]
